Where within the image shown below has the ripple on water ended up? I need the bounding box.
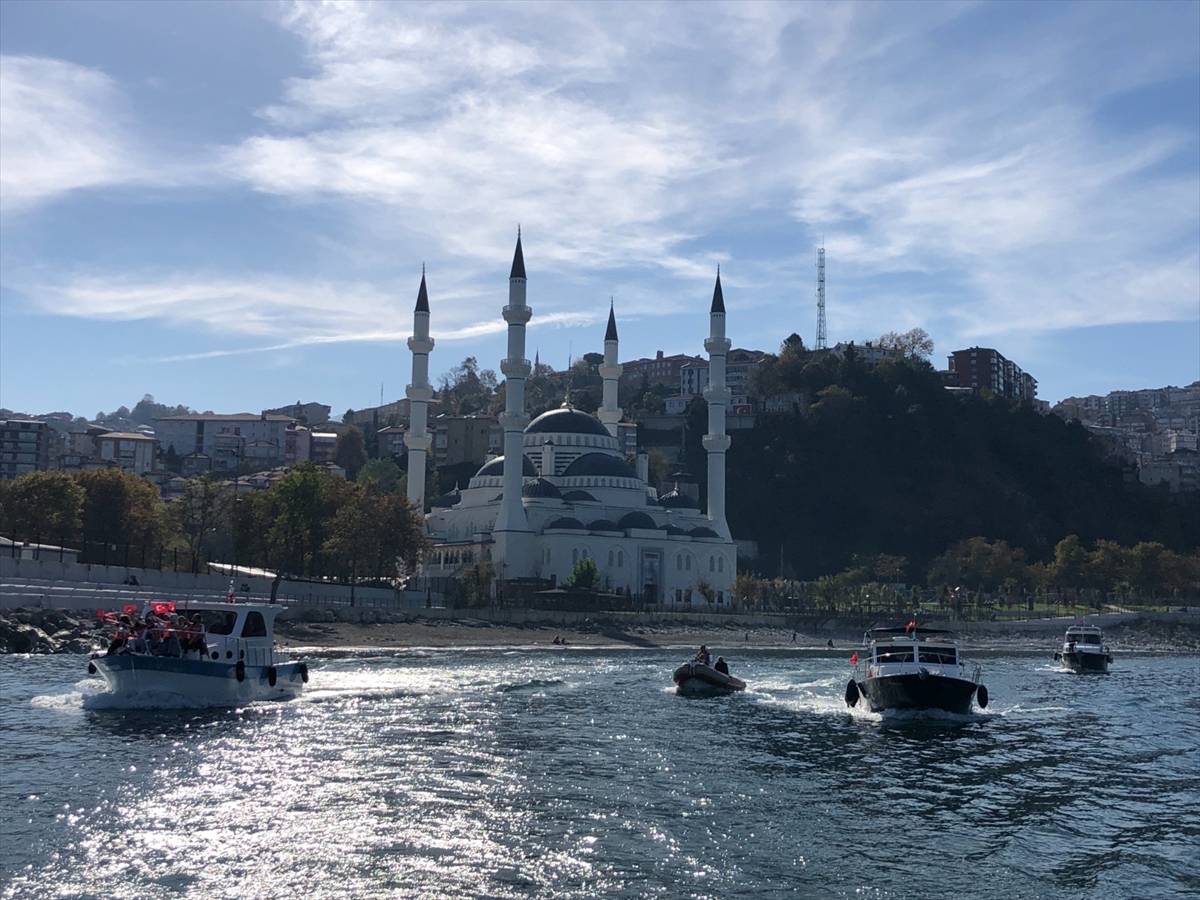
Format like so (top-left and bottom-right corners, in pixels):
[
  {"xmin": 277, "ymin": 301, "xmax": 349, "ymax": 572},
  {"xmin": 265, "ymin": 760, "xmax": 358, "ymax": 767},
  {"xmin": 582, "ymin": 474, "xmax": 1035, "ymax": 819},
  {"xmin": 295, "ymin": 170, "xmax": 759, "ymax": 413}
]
[{"xmin": 1, "ymin": 651, "xmax": 1198, "ymax": 900}]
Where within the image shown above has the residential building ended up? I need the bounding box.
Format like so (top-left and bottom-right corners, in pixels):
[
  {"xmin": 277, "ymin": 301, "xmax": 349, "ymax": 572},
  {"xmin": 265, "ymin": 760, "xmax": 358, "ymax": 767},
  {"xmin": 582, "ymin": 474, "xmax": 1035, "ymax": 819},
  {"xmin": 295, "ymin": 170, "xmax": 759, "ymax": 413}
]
[
  {"xmin": 154, "ymin": 413, "xmax": 298, "ymax": 462},
  {"xmin": 94, "ymin": 432, "xmax": 158, "ymax": 474},
  {"xmin": 431, "ymin": 415, "xmax": 497, "ymax": 468},
  {"xmin": 620, "ymin": 350, "xmax": 705, "ymax": 392},
  {"xmin": 826, "ymin": 341, "xmax": 900, "ymax": 367},
  {"xmin": 264, "ymin": 401, "xmax": 332, "ymax": 426},
  {"xmin": 377, "ymin": 424, "xmax": 408, "ymax": 458},
  {"xmin": 309, "ymin": 432, "xmax": 338, "ymax": 465},
  {"xmin": 944, "ymin": 347, "xmax": 1038, "ymax": 402},
  {"xmin": 0, "ymin": 419, "xmax": 51, "ymax": 480}
]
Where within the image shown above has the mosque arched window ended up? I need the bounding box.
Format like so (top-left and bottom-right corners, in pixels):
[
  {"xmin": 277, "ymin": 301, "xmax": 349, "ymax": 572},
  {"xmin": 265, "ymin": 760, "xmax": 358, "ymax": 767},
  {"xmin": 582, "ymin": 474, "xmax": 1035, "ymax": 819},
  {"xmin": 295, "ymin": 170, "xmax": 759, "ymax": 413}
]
[
  {"xmin": 709, "ymin": 556, "xmax": 715, "ymax": 573},
  {"xmin": 573, "ymin": 549, "xmax": 579, "ymax": 564},
  {"xmin": 685, "ymin": 555, "xmax": 692, "ymax": 572},
  {"xmin": 676, "ymin": 554, "xmax": 683, "ymax": 571},
  {"xmin": 608, "ymin": 550, "xmax": 614, "ymax": 567},
  {"xmin": 617, "ymin": 550, "xmax": 624, "ymax": 567},
  {"xmin": 718, "ymin": 557, "xmax": 725, "ymax": 573}
]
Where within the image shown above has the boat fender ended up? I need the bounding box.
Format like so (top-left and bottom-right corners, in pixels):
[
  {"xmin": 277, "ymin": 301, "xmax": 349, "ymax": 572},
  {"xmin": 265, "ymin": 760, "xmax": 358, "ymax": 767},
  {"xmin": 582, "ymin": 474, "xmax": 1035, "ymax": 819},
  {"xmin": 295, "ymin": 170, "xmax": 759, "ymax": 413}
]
[
  {"xmin": 1053, "ymin": 651, "xmax": 1061, "ymax": 661},
  {"xmin": 235, "ymin": 660, "xmax": 246, "ymax": 683},
  {"xmin": 267, "ymin": 666, "xmax": 277, "ymax": 687},
  {"xmin": 298, "ymin": 662, "xmax": 309, "ymax": 684},
  {"xmin": 977, "ymin": 685, "xmax": 989, "ymax": 709},
  {"xmin": 87, "ymin": 661, "xmax": 97, "ymax": 675},
  {"xmin": 844, "ymin": 680, "xmax": 859, "ymax": 707}
]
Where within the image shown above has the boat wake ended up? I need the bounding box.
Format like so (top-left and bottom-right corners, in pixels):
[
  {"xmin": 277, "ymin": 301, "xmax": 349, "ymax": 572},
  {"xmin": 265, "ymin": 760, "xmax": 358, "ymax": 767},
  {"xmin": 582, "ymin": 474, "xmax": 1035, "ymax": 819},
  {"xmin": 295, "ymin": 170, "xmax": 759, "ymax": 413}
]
[
  {"xmin": 83, "ymin": 688, "xmax": 221, "ymax": 710},
  {"xmin": 496, "ymin": 678, "xmax": 565, "ymax": 693}
]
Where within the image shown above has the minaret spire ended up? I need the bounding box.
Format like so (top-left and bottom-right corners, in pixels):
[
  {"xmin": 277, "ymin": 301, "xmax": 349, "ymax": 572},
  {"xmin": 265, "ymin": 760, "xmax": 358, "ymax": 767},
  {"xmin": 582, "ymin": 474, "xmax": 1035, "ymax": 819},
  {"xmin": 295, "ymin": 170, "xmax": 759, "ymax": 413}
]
[
  {"xmin": 702, "ymin": 268, "xmax": 731, "ymax": 539},
  {"xmin": 494, "ymin": 229, "xmax": 534, "ymax": 572},
  {"xmin": 405, "ymin": 268, "xmax": 435, "ymax": 514},
  {"xmin": 598, "ymin": 299, "xmax": 623, "ymax": 438}
]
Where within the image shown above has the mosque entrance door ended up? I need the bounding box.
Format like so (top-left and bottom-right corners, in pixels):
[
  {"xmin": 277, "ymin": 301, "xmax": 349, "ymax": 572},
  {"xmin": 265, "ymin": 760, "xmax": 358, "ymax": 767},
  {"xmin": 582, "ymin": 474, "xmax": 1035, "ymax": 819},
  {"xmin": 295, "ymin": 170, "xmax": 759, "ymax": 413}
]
[{"xmin": 639, "ymin": 549, "xmax": 662, "ymax": 606}]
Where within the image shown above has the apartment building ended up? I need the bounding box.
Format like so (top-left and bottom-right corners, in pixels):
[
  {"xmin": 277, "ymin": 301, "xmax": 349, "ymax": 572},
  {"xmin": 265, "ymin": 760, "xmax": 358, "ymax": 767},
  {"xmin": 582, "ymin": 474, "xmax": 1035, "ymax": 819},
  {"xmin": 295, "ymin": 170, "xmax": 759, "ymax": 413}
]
[
  {"xmin": 944, "ymin": 347, "xmax": 1038, "ymax": 402},
  {"xmin": 0, "ymin": 419, "xmax": 51, "ymax": 480},
  {"xmin": 620, "ymin": 350, "xmax": 705, "ymax": 391}
]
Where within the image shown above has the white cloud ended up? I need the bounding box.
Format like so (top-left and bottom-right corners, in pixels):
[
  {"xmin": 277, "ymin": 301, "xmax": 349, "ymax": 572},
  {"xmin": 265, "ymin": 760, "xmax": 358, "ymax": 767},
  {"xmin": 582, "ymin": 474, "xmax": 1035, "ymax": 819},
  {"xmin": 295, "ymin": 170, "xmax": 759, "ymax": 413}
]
[{"xmin": 0, "ymin": 56, "xmax": 139, "ymax": 213}]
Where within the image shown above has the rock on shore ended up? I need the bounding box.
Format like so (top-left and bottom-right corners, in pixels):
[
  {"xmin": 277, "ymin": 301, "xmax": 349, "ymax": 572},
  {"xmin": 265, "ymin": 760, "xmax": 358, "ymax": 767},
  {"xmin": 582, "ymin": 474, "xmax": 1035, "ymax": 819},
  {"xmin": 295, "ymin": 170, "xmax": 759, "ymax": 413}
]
[{"xmin": 0, "ymin": 608, "xmax": 104, "ymax": 654}]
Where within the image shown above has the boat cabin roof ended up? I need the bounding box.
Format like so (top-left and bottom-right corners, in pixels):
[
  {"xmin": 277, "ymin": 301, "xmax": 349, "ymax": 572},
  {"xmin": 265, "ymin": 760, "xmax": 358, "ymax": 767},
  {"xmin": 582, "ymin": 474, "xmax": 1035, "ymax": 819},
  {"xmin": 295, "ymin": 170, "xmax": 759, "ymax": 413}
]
[{"xmin": 1065, "ymin": 625, "xmax": 1103, "ymax": 642}]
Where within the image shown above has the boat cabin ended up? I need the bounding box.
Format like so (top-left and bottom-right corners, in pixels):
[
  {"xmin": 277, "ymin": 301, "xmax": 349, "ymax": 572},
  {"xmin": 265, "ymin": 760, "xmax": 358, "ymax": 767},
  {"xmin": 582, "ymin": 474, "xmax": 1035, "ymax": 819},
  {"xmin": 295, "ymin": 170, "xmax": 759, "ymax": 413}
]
[
  {"xmin": 1064, "ymin": 626, "xmax": 1103, "ymax": 645},
  {"xmin": 190, "ymin": 601, "xmax": 284, "ymax": 667},
  {"xmin": 869, "ymin": 638, "xmax": 958, "ymax": 667}
]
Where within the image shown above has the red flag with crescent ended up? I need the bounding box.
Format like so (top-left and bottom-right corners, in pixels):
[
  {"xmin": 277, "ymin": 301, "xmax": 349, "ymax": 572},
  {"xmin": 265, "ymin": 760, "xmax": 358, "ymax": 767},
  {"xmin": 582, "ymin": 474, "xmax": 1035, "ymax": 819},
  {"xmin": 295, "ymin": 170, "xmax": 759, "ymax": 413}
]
[
  {"xmin": 151, "ymin": 601, "xmax": 176, "ymax": 616},
  {"xmin": 849, "ymin": 652, "xmax": 859, "ymax": 665},
  {"xmin": 905, "ymin": 619, "xmax": 916, "ymax": 633}
]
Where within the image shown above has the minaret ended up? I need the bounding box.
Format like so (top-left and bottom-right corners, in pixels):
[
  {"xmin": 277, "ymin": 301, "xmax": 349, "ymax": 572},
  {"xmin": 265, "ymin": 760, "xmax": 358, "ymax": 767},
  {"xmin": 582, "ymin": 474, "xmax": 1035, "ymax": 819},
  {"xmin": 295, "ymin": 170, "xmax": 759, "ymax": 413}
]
[
  {"xmin": 404, "ymin": 267, "xmax": 434, "ymax": 513},
  {"xmin": 493, "ymin": 230, "xmax": 533, "ymax": 574},
  {"xmin": 703, "ymin": 268, "xmax": 732, "ymax": 540},
  {"xmin": 598, "ymin": 300, "xmax": 623, "ymax": 438}
]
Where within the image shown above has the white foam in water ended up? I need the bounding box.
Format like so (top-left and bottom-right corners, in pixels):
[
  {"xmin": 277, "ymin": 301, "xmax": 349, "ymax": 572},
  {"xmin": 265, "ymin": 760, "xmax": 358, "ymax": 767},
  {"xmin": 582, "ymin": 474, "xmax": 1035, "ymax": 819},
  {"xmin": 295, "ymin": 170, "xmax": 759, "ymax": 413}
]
[
  {"xmin": 82, "ymin": 689, "xmax": 214, "ymax": 710},
  {"xmin": 29, "ymin": 691, "xmax": 88, "ymax": 715}
]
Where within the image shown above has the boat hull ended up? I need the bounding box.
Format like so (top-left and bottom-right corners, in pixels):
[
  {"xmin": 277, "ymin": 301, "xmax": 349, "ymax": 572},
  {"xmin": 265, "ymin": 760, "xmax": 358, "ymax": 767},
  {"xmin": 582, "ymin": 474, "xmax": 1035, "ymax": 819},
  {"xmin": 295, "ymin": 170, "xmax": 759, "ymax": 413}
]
[
  {"xmin": 673, "ymin": 663, "xmax": 746, "ymax": 696},
  {"xmin": 1058, "ymin": 649, "xmax": 1111, "ymax": 674},
  {"xmin": 90, "ymin": 653, "xmax": 307, "ymax": 706},
  {"xmin": 855, "ymin": 672, "xmax": 978, "ymax": 715}
]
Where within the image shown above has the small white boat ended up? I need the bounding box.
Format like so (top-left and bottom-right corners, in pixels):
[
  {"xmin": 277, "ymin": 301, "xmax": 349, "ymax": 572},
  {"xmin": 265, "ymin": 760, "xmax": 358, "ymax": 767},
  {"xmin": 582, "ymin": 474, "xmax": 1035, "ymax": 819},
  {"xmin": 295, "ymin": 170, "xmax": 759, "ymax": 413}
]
[
  {"xmin": 88, "ymin": 599, "xmax": 308, "ymax": 706},
  {"xmin": 844, "ymin": 625, "xmax": 987, "ymax": 715},
  {"xmin": 673, "ymin": 661, "xmax": 746, "ymax": 696},
  {"xmin": 1054, "ymin": 623, "xmax": 1112, "ymax": 674}
]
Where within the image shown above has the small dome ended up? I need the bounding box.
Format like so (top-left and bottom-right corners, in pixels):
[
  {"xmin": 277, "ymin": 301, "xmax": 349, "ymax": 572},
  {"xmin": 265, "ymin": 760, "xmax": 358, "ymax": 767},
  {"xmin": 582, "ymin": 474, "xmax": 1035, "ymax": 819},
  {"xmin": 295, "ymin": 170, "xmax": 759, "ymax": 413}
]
[
  {"xmin": 587, "ymin": 519, "xmax": 621, "ymax": 532},
  {"xmin": 544, "ymin": 516, "xmax": 585, "ymax": 531},
  {"xmin": 521, "ymin": 478, "xmax": 562, "ymax": 499},
  {"xmin": 689, "ymin": 526, "xmax": 720, "ymax": 538},
  {"xmin": 431, "ymin": 488, "xmax": 461, "ymax": 508},
  {"xmin": 475, "ymin": 454, "xmax": 537, "ymax": 478},
  {"xmin": 562, "ymin": 452, "xmax": 637, "ymax": 479},
  {"xmin": 561, "ymin": 490, "xmax": 598, "ymax": 503},
  {"xmin": 491, "ymin": 493, "xmax": 503, "ymax": 502},
  {"xmin": 526, "ymin": 406, "xmax": 611, "ymax": 437},
  {"xmin": 661, "ymin": 524, "xmax": 688, "ymax": 536},
  {"xmin": 618, "ymin": 511, "xmax": 657, "ymax": 530},
  {"xmin": 657, "ymin": 487, "xmax": 696, "ymax": 508}
]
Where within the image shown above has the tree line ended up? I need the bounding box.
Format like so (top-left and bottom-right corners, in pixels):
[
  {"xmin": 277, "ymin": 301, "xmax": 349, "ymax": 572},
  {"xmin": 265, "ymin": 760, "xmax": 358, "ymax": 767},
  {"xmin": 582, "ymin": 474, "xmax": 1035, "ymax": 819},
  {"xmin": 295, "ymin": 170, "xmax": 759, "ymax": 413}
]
[{"xmin": 0, "ymin": 463, "xmax": 426, "ymax": 581}]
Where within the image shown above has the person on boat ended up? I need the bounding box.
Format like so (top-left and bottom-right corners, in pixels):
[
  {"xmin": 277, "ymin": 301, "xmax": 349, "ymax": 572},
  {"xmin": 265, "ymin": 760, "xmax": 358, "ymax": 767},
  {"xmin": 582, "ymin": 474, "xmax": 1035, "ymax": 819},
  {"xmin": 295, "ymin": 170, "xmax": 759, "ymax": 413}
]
[
  {"xmin": 714, "ymin": 656, "xmax": 730, "ymax": 675},
  {"xmin": 106, "ymin": 615, "xmax": 132, "ymax": 656},
  {"xmin": 185, "ymin": 614, "xmax": 208, "ymax": 657},
  {"xmin": 162, "ymin": 615, "xmax": 184, "ymax": 658},
  {"xmin": 694, "ymin": 645, "xmax": 711, "ymax": 666},
  {"xmin": 144, "ymin": 615, "xmax": 164, "ymax": 655}
]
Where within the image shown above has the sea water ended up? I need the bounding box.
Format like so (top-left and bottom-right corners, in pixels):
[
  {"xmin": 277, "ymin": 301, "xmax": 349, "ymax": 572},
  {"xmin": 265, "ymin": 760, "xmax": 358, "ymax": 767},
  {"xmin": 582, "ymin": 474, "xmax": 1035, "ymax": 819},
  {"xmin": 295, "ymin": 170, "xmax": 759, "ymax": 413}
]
[{"xmin": 1, "ymin": 649, "xmax": 1197, "ymax": 899}]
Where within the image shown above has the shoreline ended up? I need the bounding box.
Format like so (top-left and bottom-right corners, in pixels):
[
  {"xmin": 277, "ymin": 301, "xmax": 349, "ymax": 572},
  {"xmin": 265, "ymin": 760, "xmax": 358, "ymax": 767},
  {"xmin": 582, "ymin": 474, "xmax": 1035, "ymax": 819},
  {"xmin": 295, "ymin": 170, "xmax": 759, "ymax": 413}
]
[{"xmin": 274, "ymin": 616, "xmax": 1200, "ymax": 655}]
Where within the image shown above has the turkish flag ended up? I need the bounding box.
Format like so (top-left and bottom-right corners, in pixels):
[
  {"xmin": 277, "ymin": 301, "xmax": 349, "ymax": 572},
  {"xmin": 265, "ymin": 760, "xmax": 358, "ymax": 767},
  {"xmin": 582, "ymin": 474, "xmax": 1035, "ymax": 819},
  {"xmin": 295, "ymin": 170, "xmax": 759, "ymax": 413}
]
[
  {"xmin": 849, "ymin": 652, "xmax": 859, "ymax": 665},
  {"xmin": 905, "ymin": 619, "xmax": 916, "ymax": 633}
]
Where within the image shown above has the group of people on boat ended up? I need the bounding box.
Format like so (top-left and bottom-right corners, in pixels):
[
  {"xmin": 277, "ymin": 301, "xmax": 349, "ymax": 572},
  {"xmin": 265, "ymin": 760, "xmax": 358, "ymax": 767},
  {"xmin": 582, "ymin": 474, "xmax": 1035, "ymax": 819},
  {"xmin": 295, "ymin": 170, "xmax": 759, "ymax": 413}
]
[
  {"xmin": 104, "ymin": 609, "xmax": 208, "ymax": 659},
  {"xmin": 693, "ymin": 645, "xmax": 731, "ymax": 675}
]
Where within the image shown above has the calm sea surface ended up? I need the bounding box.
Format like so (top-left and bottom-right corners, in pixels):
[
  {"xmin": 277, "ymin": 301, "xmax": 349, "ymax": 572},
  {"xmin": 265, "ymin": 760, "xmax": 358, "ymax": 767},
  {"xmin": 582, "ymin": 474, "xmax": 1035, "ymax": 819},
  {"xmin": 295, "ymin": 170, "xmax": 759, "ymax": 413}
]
[{"xmin": 1, "ymin": 648, "xmax": 1197, "ymax": 900}]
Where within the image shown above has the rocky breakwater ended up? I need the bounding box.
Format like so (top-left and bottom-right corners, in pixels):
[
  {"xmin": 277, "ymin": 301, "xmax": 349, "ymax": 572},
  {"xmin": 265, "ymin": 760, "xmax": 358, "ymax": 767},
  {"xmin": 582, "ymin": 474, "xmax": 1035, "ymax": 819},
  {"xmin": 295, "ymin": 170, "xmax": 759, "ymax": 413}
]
[{"xmin": 0, "ymin": 607, "xmax": 104, "ymax": 654}]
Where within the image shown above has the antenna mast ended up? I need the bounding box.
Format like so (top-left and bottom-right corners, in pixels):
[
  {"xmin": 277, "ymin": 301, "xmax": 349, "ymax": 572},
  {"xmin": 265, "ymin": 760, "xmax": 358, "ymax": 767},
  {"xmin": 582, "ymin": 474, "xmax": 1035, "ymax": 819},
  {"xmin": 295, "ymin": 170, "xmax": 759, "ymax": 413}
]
[{"xmin": 816, "ymin": 245, "xmax": 827, "ymax": 350}]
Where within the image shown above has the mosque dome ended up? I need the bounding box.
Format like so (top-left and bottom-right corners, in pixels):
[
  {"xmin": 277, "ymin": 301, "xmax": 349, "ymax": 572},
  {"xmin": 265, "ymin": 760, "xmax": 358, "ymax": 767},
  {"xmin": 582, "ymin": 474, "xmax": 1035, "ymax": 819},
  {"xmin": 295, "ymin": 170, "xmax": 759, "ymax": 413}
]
[
  {"xmin": 689, "ymin": 526, "xmax": 721, "ymax": 538},
  {"xmin": 525, "ymin": 406, "xmax": 611, "ymax": 437},
  {"xmin": 475, "ymin": 454, "xmax": 537, "ymax": 478},
  {"xmin": 618, "ymin": 511, "xmax": 657, "ymax": 530},
  {"xmin": 431, "ymin": 488, "xmax": 461, "ymax": 509},
  {"xmin": 657, "ymin": 486, "xmax": 697, "ymax": 509},
  {"xmin": 561, "ymin": 453, "xmax": 637, "ymax": 479},
  {"xmin": 521, "ymin": 478, "xmax": 562, "ymax": 499},
  {"xmin": 544, "ymin": 516, "xmax": 585, "ymax": 531},
  {"xmin": 660, "ymin": 524, "xmax": 688, "ymax": 536},
  {"xmin": 561, "ymin": 490, "xmax": 598, "ymax": 503},
  {"xmin": 587, "ymin": 519, "xmax": 621, "ymax": 532}
]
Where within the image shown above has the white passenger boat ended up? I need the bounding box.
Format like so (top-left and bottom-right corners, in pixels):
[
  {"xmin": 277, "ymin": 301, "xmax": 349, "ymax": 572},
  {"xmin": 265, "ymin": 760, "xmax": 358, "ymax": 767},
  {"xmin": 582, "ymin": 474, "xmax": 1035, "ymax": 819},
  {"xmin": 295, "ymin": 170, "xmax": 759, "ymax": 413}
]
[
  {"xmin": 1054, "ymin": 623, "xmax": 1112, "ymax": 674},
  {"xmin": 88, "ymin": 599, "xmax": 308, "ymax": 706},
  {"xmin": 844, "ymin": 625, "xmax": 987, "ymax": 715}
]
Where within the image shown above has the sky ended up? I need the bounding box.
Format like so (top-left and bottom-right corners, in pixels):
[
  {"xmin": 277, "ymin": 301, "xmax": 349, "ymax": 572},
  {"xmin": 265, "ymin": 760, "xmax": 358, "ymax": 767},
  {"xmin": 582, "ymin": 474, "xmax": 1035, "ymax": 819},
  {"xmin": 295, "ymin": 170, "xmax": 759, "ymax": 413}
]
[{"xmin": 1, "ymin": 0, "xmax": 1197, "ymax": 421}]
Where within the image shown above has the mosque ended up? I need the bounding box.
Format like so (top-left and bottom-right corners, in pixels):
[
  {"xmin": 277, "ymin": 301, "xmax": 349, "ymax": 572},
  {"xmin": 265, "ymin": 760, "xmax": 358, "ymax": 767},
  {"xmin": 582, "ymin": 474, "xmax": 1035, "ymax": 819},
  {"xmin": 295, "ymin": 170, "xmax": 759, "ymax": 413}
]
[{"xmin": 404, "ymin": 233, "xmax": 737, "ymax": 607}]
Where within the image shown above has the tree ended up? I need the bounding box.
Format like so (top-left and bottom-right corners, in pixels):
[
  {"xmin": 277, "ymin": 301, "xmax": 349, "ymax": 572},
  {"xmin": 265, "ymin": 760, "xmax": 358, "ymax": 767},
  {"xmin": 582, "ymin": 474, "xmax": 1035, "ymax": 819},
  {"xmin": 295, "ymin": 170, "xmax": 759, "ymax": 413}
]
[
  {"xmin": 357, "ymin": 458, "xmax": 402, "ymax": 494},
  {"xmin": 876, "ymin": 327, "xmax": 934, "ymax": 359},
  {"xmin": 75, "ymin": 468, "xmax": 161, "ymax": 548},
  {"xmin": 160, "ymin": 474, "xmax": 235, "ymax": 570},
  {"xmin": 439, "ymin": 357, "xmax": 499, "ymax": 415},
  {"xmin": 567, "ymin": 557, "xmax": 601, "ymax": 591},
  {"xmin": 323, "ymin": 480, "xmax": 428, "ymax": 583},
  {"xmin": 262, "ymin": 463, "xmax": 334, "ymax": 576},
  {"xmin": 333, "ymin": 426, "xmax": 368, "ymax": 479},
  {"xmin": 0, "ymin": 471, "xmax": 85, "ymax": 539}
]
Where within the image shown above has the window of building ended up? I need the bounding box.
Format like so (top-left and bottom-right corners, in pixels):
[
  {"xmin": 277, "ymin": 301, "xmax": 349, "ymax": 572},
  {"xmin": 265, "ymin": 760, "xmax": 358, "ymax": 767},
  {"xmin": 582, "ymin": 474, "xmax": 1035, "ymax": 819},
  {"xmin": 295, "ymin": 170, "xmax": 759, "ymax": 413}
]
[
  {"xmin": 617, "ymin": 550, "xmax": 624, "ymax": 567},
  {"xmin": 608, "ymin": 550, "xmax": 614, "ymax": 567},
  {"xmin": 573, "ymin": 549, "xmax": 579, "ymax": 564}
]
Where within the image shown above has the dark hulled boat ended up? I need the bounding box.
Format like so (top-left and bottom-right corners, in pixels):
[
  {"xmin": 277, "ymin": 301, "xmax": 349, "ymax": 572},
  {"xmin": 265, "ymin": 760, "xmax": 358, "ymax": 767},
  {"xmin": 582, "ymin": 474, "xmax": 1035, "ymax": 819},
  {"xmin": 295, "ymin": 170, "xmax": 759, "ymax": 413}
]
[
  {"xmin": 1054, "ymin": 623, "xmax": 1112, "ymax": 674},
  {"xmin": 673, "ymin": 661, "xmax": 746, "ymax": 696},
  {"xmin": 844, "ymin": 626, "xmax": 987, "ymax": 715}
]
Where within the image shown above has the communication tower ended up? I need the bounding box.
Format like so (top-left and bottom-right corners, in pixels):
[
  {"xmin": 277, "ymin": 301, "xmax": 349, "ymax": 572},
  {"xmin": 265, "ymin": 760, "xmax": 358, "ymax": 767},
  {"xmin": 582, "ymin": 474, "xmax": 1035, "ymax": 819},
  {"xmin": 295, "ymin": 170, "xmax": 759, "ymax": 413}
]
[{"xmin": 815, "ymin": 246, "xmax": 827, "ymax": 350}]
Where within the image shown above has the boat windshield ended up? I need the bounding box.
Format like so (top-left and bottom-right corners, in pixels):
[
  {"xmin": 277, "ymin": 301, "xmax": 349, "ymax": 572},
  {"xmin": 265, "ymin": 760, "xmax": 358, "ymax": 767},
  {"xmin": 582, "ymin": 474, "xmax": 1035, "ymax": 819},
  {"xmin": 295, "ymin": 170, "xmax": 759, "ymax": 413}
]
[
  {"xmin": 1068, "ymin": 631, "xmax": 1101, "ymax": 644},
  {"xmin": 874, "ymin": 646, "xmax": 915, "ymax": 663},
  {"xmin": 918, "ymin": 646, "xmax": 957, "ymax": 665},
  {"xmin": 241, "ymin": 611, "xmax": 268, "ymax": 638},
  {"xmin": 200, "ymin": 611, "xmax": 238, "ymax": 636}
]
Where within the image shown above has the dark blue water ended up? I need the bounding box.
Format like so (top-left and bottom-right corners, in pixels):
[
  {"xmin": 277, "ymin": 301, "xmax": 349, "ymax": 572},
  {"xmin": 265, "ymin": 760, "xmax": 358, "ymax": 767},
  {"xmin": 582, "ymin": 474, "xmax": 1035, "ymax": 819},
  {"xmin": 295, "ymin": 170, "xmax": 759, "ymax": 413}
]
[{"xmin": 2, "ymin": 649, "xmax": 1197, "ymax": 899}]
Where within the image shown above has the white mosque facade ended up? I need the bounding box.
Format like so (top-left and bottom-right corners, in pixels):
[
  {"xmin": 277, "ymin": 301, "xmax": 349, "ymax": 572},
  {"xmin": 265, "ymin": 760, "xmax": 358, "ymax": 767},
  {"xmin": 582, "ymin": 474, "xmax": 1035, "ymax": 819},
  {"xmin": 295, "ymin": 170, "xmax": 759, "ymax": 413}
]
[{"xmin": 406, "ymin": 235, "xmax": 737, "ymax": 606}]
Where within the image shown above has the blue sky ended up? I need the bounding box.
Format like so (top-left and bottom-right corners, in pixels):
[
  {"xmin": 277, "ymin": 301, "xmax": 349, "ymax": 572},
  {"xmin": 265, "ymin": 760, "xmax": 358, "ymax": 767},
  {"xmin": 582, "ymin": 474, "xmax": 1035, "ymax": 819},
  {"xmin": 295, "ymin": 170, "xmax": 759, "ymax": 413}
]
[{"xmin": 1, "ymin": 0, "xmax": 1197, "ymax": 420}]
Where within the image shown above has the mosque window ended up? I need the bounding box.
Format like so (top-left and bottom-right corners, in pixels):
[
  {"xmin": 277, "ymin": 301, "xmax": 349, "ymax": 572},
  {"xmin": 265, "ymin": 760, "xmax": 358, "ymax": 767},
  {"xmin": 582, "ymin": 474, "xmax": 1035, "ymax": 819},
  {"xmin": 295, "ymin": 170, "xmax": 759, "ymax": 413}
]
[
  {"xmin": 685, "ymin": 555, "xmax": 692, "ymax": 571},
  {"xmin": 718, "ymin": 557, "xmax": 724, "ymax": 573},
  {"xmin": 676, "ymin": 554, "xmax": 683, "ymax": 571},
  {"xmin": 717, "ymin": 591, "xmax": 724, "ymax": 603},
  {"xmin": 573, "ymin": 549, "xmax": 579, "ymax": 564},
  {"xmin": 709, "ymin": 556, "xmax": 715, "ymax": 573},
  {"xmin": 608, "ymin": 550, "xmax": 614, "ymax": 567},
  {"xmin": 617, "ymin": 550, "xmax": 624, "ymax": 567}
]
